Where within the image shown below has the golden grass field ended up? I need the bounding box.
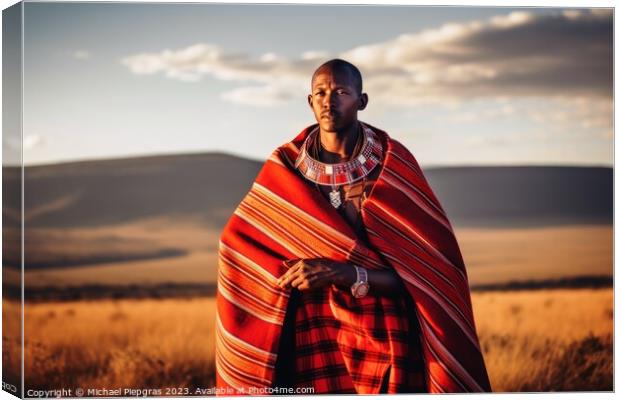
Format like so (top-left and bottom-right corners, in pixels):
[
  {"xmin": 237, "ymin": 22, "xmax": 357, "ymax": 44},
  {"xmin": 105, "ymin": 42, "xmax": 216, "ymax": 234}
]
[{"xmin": 2, "ymin": 287, "xmax": 613, "ymax": 394}]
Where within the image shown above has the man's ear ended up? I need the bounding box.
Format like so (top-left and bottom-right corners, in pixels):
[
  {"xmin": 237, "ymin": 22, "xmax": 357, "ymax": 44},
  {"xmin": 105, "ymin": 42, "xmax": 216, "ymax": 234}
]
[
  {"xmin": 307, "ymin": 94, "xmax": 313, "ymax": 108},
  {"xmin": 358, "ymin": 93, "xmax": 368, "ymax": 111}
]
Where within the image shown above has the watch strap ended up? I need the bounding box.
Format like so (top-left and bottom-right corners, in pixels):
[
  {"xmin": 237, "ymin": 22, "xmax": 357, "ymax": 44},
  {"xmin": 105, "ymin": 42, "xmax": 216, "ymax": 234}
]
[
  {"xmin": 354, "ymin": 265, "xmax": 367, "ymax": 283},
  {"xmin": 351, "ymin": 265, "xmax": 369, "ymax": 298}
]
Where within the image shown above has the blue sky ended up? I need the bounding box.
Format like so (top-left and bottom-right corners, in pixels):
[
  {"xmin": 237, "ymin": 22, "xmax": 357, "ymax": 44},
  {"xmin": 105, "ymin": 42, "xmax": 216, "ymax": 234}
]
[{"xmin": 3, "ymin": 1, "xmax": 613, "ymax": 167}]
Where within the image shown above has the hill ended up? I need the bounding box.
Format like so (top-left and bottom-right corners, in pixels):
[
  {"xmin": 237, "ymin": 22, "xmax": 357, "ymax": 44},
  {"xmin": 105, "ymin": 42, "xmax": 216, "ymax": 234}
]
[{"xmin": 2, "ymin": 155, "xmax": 612, "ymax": 229}]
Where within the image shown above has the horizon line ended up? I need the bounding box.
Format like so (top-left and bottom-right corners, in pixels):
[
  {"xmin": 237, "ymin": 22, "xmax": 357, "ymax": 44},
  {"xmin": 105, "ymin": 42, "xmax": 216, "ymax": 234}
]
[{"xmin": 3, "ymin": 149, "xmax": 614, "ymax": 170}]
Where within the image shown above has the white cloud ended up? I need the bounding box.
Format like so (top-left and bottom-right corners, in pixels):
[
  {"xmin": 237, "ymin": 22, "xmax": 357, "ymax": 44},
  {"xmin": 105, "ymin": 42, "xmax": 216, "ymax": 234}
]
[
  {"xmin": 466, "ymin": 130, "xmax": 552, "ymax": 147},
  {"xmin": 24, "ymin": 134, "xmax": 42, "ymax": 149},
  {"xmin": 220, "ymin": 85, "xmax": 296, "ymax": 107},
  {"xmin": 441, "ymin": 103, "xmax": 516, "ymax": 124},
  {"xmin": 340, "ymin": 9, "xmax": 612, "ymax": 106},
  {"xmin": 301, "ymin": 50, "xmax": 330, "ymax": 61},
  {"xmin": 3, "ymin": 134, "xmax": 43, "ymax": 150},
  {"xmin": 489, "ymin": 11, "xmax": 533, "ymax": 29},
  {"xmin": 562, "ymin": 10, "xmax": 583, "ymax": 20},
  {"xmin": 524, "ymin": 95, "xmax": 612, "ymax": 141},
  {"xmin": 121, "ymin": 9, "xmax": 611, "ymax": 109},
  {"xmin": 122, "ymin": 44, "xmax": 315, "ymax": 86}
]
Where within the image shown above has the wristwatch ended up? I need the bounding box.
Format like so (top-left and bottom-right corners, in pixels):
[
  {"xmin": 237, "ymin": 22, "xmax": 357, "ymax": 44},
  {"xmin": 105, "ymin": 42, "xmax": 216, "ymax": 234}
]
[{"xmin": 350, "ymin": 265, "xmax": 370, "ymax": 298}]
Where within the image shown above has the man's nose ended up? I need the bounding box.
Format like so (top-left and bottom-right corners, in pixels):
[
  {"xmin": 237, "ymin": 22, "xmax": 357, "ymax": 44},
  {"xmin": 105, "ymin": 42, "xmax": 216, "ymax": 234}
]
[{"xmin": 322, "ymin": 92, "xmax": 338, "ymax": 108}]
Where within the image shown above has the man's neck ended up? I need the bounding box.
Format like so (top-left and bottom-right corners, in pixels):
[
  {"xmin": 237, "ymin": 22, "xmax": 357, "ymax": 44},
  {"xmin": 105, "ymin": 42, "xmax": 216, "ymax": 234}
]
[{"xmin": 319, "ymin": 121, "xmax": 360, "ymax": 160}]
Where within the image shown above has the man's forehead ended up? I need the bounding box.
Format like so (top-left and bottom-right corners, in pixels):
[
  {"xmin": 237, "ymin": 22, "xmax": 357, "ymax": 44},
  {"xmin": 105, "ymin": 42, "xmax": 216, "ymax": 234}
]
[{"xmin": 312, "ymin": 70, "xmax": 355, "ymax": 88}]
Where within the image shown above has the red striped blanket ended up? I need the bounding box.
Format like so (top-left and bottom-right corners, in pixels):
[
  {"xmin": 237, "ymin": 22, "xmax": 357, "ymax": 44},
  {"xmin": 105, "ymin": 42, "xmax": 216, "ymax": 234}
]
[{"xmin": 215, "ymin": 121, "xmax": 492, "ymax": 394}]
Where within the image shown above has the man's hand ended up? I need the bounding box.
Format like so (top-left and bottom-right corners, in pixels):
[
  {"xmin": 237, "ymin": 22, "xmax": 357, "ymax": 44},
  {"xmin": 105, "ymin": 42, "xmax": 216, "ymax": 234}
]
[{"xmin": 276, "ymin": 258, "xmax": 356, "ymax": 291}]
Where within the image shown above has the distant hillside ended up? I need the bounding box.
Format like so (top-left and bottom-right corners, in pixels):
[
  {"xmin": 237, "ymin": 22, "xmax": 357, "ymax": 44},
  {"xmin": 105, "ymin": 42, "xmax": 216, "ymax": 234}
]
[
  {"xmin": 3, "ymin": 153, "xmax": 262, "ymax": 229},
  {"xmin": 2, "ymin": 154, "xmax": 613, "ymax": 229},
  {"xmin": 424, "ymin": 166, "xmax": 613, "ymax": 227}
]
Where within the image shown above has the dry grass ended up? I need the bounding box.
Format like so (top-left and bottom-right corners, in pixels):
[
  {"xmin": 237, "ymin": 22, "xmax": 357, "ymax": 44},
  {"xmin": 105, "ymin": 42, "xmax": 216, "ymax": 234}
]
[
  {"xmin": 473, "ymin": 288, "xmax": 613, "ymax": 392},
  {"xmin": 2, "ymin": 288, "xmax": 612, "ymax": 394},
  {"xmin": 2, "ymin": 297, "xmax": 21, "ymax": 392},
  {"xmin": 20, "ymin": 298, "xmax": 216, "ymax": 391}
]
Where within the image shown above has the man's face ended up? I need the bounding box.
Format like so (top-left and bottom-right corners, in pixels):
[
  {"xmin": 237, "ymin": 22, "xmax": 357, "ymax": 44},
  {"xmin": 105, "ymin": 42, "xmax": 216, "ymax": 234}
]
[{"xmin": 308, "ymin": 67, "xmax": 365, "ymax": 132}]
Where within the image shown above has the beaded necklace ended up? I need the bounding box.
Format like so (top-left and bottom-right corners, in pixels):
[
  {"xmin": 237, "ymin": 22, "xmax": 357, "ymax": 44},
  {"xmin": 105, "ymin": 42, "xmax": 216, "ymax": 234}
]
[{"xmin": 295, "ymin": 122, "xmax": 383, "ymax": 209}]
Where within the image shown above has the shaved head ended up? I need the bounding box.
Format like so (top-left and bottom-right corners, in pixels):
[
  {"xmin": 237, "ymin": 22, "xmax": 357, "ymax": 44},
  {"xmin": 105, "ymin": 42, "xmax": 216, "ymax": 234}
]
[{"xmin": 311, "ymin": 59, "xmax": 363, "ymax": 96}]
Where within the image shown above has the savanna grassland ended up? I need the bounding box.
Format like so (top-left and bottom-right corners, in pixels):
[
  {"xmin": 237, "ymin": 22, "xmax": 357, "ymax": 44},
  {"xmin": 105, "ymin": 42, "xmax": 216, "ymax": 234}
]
[
  {"xmin": 472, "ymin": 288, "xmax": 613, "ymax": 392},
  {"xmin": 2, "ymin": 287, "xmax": 612, "ymax": 395}
]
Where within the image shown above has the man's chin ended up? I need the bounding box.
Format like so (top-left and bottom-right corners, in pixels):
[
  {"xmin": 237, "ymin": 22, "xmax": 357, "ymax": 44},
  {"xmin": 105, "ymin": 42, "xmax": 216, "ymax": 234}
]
[{"xmin": 318, "ymin": 120, "xmax": 336, "ymax": 131}]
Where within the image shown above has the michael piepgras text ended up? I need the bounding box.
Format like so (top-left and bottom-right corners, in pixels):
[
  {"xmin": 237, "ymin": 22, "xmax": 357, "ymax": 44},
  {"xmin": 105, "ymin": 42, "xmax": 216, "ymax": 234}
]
[
  {"xmin": 26, "ymin": 386, "xmax": 314, "ymax": 397},
  {"xmin": 26, "ymin": 387, "xmax": 226, "ymax": 397}
]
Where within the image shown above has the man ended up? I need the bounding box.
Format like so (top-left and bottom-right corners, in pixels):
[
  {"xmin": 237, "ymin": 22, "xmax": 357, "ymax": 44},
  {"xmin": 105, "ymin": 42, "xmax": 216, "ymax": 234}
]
[{"xmin": 215, "ymin": 59, "xmax": 491, "ymax": 395}]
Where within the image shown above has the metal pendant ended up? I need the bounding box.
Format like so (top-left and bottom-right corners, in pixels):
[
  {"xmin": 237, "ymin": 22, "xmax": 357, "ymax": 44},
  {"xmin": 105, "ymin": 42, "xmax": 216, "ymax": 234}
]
[{"xmin": 329, "ymin": 188, "xmax": 342, "ymax": 209}]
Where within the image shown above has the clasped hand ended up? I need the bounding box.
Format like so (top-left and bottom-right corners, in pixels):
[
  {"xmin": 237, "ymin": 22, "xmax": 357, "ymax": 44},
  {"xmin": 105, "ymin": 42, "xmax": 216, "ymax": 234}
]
[{"xmin": 276, "ymin": 258, "xmax": 354, "ymax": 291}]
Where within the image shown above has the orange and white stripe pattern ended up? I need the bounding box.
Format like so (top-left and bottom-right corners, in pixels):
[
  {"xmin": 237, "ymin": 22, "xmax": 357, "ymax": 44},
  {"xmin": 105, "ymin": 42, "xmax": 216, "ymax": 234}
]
[{"xmin": 215, "ymin": 121, "xmax": 492, "ymax": 394}]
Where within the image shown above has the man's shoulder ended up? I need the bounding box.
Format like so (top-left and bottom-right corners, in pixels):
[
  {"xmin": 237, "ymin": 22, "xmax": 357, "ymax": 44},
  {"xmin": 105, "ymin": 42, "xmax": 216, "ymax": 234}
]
[
  {"xmin": 377, "ymin": 133, "xmax": 424, "ymax": 175},
  {"xmin": 389, "ymin": 138, "xmax": 418, "ymax": 161},
  {"xmin": 363, "ymin": 122, "xmax": 409, "ymax": 153}
]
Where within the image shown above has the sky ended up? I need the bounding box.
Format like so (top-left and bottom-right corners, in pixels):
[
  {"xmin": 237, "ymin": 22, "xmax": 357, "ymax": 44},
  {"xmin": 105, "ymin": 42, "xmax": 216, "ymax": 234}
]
[{"xmin": 2, "ymin": 1, "xmax": 614, "ymax": 167}]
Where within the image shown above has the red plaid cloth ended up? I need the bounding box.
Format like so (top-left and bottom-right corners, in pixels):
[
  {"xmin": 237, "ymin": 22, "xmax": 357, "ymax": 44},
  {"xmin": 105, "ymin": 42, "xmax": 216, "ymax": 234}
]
[
  {"xmin": 215, "ymin": 121, "xmax": 492, "ymax": 395},
  {"xmin": 273, "ymin": 286, "xmax": 427, "ymax": 394}
]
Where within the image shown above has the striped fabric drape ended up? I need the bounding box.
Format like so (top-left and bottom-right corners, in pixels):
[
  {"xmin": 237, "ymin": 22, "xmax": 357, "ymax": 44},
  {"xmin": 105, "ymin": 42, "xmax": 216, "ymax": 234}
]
[{"xmin": 215, "ymin": 121, "xmax": 492, "ymax": 395}]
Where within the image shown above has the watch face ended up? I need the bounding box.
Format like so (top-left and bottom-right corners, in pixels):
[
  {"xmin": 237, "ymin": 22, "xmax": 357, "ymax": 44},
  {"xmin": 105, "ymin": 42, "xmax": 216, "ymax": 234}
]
[{"xmin": 353, "ymin": 282, "xmax": 369, "ymax": 298}]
